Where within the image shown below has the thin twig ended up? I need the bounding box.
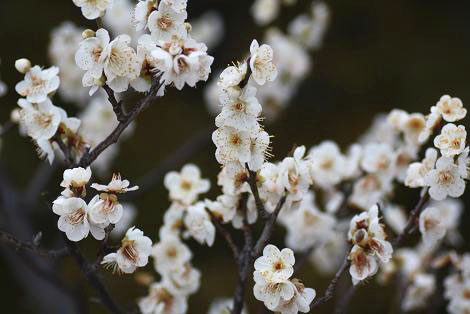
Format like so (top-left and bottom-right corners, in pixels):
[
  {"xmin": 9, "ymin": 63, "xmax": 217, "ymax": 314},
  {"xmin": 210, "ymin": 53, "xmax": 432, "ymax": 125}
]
[
  {"xmin": 207, "ymin": 210, "xmax": 240, "ymax": 261},
  {"xmin": 103, "ymin": 85, "xmax": 127, "ymax": 122},
  {"xmin": 252, "ymin": 195, "xmax": 287, "ymax": 257},
  {"xmin": 334, "ymin": 284, "xmax": 358, "ymax": 314},
  {"xmin": 310, "ymin": 254, "xmax": 351, "ymax": 309},
  {"xmin": 0, "ymin": 230, "xmax": 69, "ymax": 258},
  {"xmin": 246, "ymin": 168, "xmax": 269, "ymax": 219},
  {"xmin": 393, "ymin": 188, "xmax": 430, "ymax": 247},
  {"xmin": 77, "ymin": 77, "xmax": 164, "ymax": 168},
  {"xmin": 65, "ymin": 237, "xmax": 126, "ymax": 314},
  {"xmin": 93, "ymin": 224, "xmax": 115, "ymax": 271}
]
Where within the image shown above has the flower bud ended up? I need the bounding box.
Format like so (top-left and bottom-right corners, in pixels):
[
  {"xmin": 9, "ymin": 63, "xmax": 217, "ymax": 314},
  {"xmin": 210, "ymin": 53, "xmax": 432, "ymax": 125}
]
[
  {"xmin": 15, "ymin": 58, "xmax": 31, "ymax": 74},
  {"xmin": 184, "ymin": 22, "xmax": 192, "ymax": 33},
  {"xmin": 82, "ymin": 29, "xmax": 96, "ymax": 39},
  {"xmin": 10, "ymin": 108, "xmax": 21, "ymax": 123}
]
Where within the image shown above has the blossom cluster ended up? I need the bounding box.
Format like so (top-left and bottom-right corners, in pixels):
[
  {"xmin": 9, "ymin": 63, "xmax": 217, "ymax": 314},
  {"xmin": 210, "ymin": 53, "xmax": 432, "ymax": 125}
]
[
  {"xmin": 206, "ymin": 2, "xmax": 330, "ymax": 121},
  {"xmin": 347, "ymin": 205, "xmax": 393, "ymax": 284},
  {"xmin": 444, "ymin": 253, "xmax": 470, "ymax": 314},
  {"xmin": 75, "ymin": 0, "xmax": 213, "ymax": 96},
  {"xmin": 253, "ymin": 245, "xmax": 316, "ymax": 313},
  {"xmin": 52, "ymin": 168, "xmax": 138, "ymax": 242},
  {"xmin": 138, "ymin": 163, "xmax": 209, "ymax": 314},
  {"xmin": 14, "ymin": 59, "xmax": 85, "ymax": 164}
]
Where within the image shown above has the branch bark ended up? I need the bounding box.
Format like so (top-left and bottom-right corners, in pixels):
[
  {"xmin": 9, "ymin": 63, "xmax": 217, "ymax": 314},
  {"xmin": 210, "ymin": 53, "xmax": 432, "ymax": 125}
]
[
  {"xmin": 310, "ymin": 254, "xmax": 351, "ymax": 309},
  {"xmin": 0, "ymin": 230, "xmax": 69, "ymax": 259},
  {"xmin": 77, "ymin": 78, "xmax": 164, "ymax": 168},
  {"xmin": 252, "ymin": 195, "xmax": 287, "ymax": 257},
  {"xmin": 393, "ymin": 188, "xmax": 430, "ymax": 247}
]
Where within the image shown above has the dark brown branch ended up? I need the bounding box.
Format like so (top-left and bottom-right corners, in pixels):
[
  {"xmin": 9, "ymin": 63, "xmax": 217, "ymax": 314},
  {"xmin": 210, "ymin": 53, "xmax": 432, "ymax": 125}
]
[
  {"xmin": 93, "ymin": 224, "xmax": 115, "ymax": 270},
  {"xmin": 77, "ymin": 77, "xmax": 164, "ymax": 168},
  {"xmin": 252, "ymin": 195, "xmax": 287, "ymax": 257},
  {"xmin": 246, "ymin": 168, "xmax": 269, "ymax": 219},
  {"xmin": 65, "ymin": 237, "xmax": 126, "ymax": 314},
  {"xmin": 103, "ymin": 85, "xmax": 127, "ymax": 122},
  {"xmin": 231, "ymin": 194, "xmax": 254, "ymax": 314},
  {"xmin": 310, "ymin": 254, "xmax": 351, "ymax": 309},
  {"xmin": 393, "ymin": 188, "xmax": 430, "ymax": 247},
  {"xmin": 0, "ymin": 230, "xmax": 69, "ymax": 259},
  {"xmin": 334, "ymin": 284, "xmax": 358, "ymax": 314},
  {"xmin": 207, "ymin": 210, "xmax": 240, "ymax": 261}
]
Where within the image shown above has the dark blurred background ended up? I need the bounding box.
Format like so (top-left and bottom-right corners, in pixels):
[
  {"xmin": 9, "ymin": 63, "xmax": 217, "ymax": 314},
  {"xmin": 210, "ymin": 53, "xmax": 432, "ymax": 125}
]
[{"xmin": 1, "ymin": 0, "xmax": 470, "ymax": 313}]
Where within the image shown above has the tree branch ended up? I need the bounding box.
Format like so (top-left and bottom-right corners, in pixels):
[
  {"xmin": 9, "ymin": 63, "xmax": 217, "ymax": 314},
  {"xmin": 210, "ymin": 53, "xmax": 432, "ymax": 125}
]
[
  {"xmin": 310, "ymin": 254, "xmax": 351, "ymax": 309},
  {"xmin": 207, "ymin": 210, "xmax": 240, "ymax": 261},
  {"xmin": 77, "ymin": 77, "xmax": 164, "ymax": 168},
  {"xmin": 252, "ymin": 195, "xmax": 287, "ymax": 257},
  {"xmin": 246, "ymin": 167, "xmax": 269, "ymax": 219},
  {"xmin": 65, "ymin": 237, "xmax": 126, "ymax": 314},
  {"xmin": 393, "ymin": 188, "xmax": 430, "ymax": 247},
  {"xmin": 103, "ymin": 85, "xmax": 127, "ymax": 122},
  {"xmin": 0, "ymin": 230, "xmax": 69, "ymax": 259}
]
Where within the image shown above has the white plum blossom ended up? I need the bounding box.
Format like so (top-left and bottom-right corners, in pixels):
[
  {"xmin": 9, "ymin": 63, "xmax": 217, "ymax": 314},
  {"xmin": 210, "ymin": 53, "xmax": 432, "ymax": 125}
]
[
  {"xmin": 134, "ymin": 0, "xmax": 158, "ymax": 32},
  {"xmin": 458, "ymin": 147, "xmax": 470, "ymax": 179},
  {"xmin": 249, "ymin": 40, "xmax": 278, "ymax": 86},
  {"xmin": 402, "ymin": 273, "xmax": 436, "ymax": 311},
  {"xmin": 152, "ymin": 234, "xmax": 192, "ymax": 274},
  {"xmin": 218, "ymin": 62, "xmax": 247, "ymax": 89},
  {"xmin": 254, "ymin": 245, "xmax": 295, "ymax": 282},
  {"xmin": 148, "ymin": 2, "xmax": 187, "ymax": 41},
  {"xmin": 419, "ymin": 206, "xmax": 446, "ymax": 247},
  {"xmin": 424, "ymin": 156, "xmax": 465, "ymax": 201},
  {"xmin": 213, "ymin": 127, "xmax": 251, "ymax": 165},
  {"xmin": 248, "ymin": 129, "xmax": 271, "ymax": 171},
  {"xmin": 151, "ymin": 35, "xmax": 214, "ymax": 92},
  {"xmin": 273, "ymin": 279, "xmax": 316, "ymax": 314},
  {"xmin": 215, "ymin": 85, "xmax": 262, "ymax": 131},
  {"xmin": 72, "ymin": 0, "xmax": 112, "ymax": 20},
  {"xmin": 102, "ymin": 227, "xmax": 152, "ymax": 274},
  {"xmin": 75, "ymin": 28, "xmax": 140, "ymax": 93},
  {"xmin": 52, "ymin": 197, "xmax": 105, "ymax": 242},
  {"xmin": 138, "ymin": 281, "xmax": 188, "ymax": 314},
  {"xmin": 91, "ymin": 173, "xmax": 139, "ymax": 193},
  {"xmin": 88, "ymin": 193, "xmax": 124, "ymax": 225},
  {"xmin": 75, "ymin": 28, "xmax": 110, "ymax": 93},
  {"xmin": 208, "ymin": 298, "xmax": 247, "ymax": 314},
  {"xmin": 205, "ymin": 195, "xmax": 237, "ymax": 224},
  {"xmin": 15, "ymin": 65, "xmax": 60, "ymax": 103},
  {"xmin": 251, "ymin": 0, "xmax": 280, "ymax": 26},
  {"xmin": 253, "ymin": 270, "xmax": 295, "ymax": 311},
  {"xmin": 18, "ymin": 98, "xmax": 62, "ymax": 141},
  {"xmin": 347, "ymin": 205, "xmax": 393, "ymax": 284},
  {"xmin": 405, "ymin": 147, "xmax": 438, "ymax": 188},
  {"xmin": 419, "ymin": 106, "xmax": 442, "ymax": 144},
  {"xmin": 60, "ymin": 167, "xmax": 92, "ymax": 197},
  {"xmin": 434, "ymin": 124, "xmax": 467, "ymax": 157},
  {"xmin": 183, "ymin": 202, "xmax": 215, "ymax": 246},
  {"xmin": 402, "ymin": 113, "xmax": 426, "ymax": 145},
  {"xmin": 161, "ymin": 0, "xmax": 187, "ymax": 13},
  {"xmin": 360, "ymin": 143, "xmax": 395, "ymax": 176},
  {"xmin": 163, "ymin": 264, "xmax": 201, "ymax": 296},
  {"xmin": 308, "ymin": 141, "xmax": 346, "ymax": 188},
  {"xmin": 348, "ymin": 244, "xmax": 378, "ymax": 284},
  {"xmin": 436, "ymin": 95, "xmax": 467, "ymax": 122},
  {"xmin": 100, "ymin": 34, "xmax": 140, "ymax": 92},
  {"xmin": 163, "ymin": 164, "xmax": 210, "ymax": 205}
]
